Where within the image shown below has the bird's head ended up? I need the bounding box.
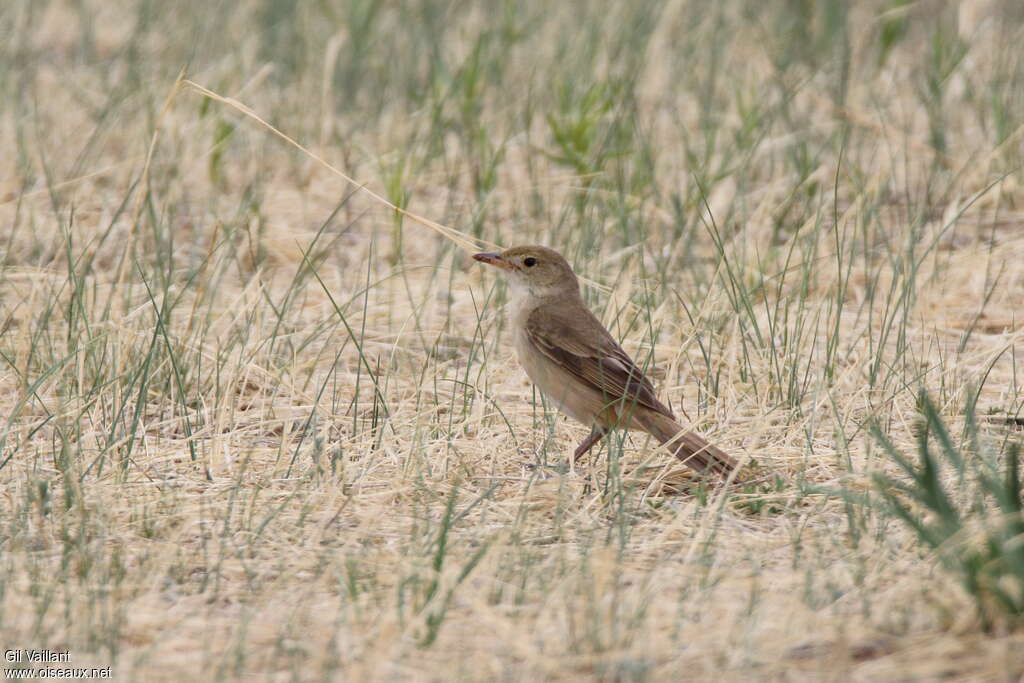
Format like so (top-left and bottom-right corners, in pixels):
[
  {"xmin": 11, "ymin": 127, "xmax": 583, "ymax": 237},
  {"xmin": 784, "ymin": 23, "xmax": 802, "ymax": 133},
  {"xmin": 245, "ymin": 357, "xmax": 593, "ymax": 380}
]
[{"xmin": 473, "ymin": 245, "xmax": 579, "ymax": 299}]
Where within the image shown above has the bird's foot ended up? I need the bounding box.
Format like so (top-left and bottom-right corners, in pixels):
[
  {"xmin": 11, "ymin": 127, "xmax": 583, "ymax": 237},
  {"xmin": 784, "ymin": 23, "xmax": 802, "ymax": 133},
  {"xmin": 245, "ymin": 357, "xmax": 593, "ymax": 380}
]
[{"xmin": 525, "ymin": 460, "xmax": 571, "ymax": 476}]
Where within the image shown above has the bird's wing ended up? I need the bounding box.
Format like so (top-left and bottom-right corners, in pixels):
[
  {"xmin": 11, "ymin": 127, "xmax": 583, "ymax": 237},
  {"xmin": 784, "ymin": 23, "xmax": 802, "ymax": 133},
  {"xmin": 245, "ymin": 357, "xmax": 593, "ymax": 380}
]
[{"xmin": 525, "ymin": 303, "xmax": 673, "ymax": 418}]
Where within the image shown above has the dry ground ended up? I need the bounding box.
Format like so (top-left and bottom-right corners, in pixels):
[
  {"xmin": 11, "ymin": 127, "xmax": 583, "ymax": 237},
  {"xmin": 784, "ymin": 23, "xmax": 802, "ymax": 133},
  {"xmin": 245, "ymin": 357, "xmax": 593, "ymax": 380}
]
[{"xmin": 2, "ymin": 0, "xmax": 1024, "ymax": 680}]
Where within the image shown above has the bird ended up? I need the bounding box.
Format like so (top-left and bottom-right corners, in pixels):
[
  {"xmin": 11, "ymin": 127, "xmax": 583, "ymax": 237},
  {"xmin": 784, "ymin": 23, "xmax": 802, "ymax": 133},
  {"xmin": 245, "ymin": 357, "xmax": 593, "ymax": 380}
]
[{"xmin": 473, "ymin": 245, "xmax": 737, "ymax": 479}]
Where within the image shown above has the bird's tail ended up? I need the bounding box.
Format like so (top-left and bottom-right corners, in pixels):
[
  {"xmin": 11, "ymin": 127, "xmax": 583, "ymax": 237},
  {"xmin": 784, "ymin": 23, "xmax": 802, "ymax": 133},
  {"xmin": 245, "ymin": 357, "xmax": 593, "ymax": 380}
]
[{"xmin": 635, "ymin": 411, "xmax": 737, "ymax": 479}]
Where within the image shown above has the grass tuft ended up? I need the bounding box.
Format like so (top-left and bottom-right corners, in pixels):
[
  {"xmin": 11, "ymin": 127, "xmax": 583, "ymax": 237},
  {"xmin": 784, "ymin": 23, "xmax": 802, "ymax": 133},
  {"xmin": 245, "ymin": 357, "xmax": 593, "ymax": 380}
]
[{"xmin": 871, "ymin": 391, "xmax": 1024, "ymax": 630}]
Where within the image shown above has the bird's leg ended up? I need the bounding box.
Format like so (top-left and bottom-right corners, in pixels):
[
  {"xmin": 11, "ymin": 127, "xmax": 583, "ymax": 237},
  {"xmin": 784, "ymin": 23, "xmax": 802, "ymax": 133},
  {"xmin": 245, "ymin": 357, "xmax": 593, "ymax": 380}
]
[{"xmin": 573, "ymin": 426, "xmax": 607, "ymax": 463}]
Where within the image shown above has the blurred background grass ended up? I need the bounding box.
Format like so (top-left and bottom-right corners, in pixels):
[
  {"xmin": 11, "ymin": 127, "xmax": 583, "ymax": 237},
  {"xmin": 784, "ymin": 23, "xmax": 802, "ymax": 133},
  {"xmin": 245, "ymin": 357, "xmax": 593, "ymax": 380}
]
[{"xmin": 1, "ymin": 0, "xmax": 1023, "ymax": 680}]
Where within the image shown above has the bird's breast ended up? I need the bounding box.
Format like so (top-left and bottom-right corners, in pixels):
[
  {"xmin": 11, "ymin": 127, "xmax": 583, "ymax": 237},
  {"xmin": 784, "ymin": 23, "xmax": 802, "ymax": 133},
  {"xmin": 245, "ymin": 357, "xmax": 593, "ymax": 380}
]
[{"xmin": 512, "ymin": 324, "xmax": 606, "ymax": 427}]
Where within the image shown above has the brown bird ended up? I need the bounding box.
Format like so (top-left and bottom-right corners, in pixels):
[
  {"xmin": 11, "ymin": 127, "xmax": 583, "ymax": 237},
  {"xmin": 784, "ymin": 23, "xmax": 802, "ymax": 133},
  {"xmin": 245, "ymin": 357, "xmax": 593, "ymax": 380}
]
[{"xmin": 474, "ymin": 245, "xmax": 736, "ymax": 479}]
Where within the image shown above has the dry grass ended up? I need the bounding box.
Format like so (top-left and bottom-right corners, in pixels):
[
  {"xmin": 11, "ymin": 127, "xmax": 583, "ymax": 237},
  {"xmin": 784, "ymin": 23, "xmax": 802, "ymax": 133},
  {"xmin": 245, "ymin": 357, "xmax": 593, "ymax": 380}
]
[{"xmin": 2, "ymin": 0, "xmax": 1024, "ymax": 680}]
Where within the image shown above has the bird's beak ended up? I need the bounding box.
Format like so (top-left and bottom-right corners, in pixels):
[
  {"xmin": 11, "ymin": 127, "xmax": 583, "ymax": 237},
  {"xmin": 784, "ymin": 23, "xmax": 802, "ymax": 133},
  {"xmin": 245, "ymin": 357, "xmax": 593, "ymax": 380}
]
[{"xmin": 473, "ymin": 252, "xmax": 517, "ymax": 270}]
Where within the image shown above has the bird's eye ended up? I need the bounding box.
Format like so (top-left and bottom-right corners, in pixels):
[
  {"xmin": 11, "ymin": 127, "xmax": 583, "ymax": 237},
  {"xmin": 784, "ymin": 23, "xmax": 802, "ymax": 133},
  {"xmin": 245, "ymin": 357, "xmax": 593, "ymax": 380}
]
[{"xmin": 523, "ymin": 257, "xmax": 537, "ymax": 267}]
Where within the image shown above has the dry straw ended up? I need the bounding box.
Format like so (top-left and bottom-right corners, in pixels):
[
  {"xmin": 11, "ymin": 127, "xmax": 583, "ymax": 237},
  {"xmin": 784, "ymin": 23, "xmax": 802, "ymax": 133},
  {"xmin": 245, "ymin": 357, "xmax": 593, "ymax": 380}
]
[{"xmin": 181, "ymin": 78, "xmax": 490, "ymax": 254}]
